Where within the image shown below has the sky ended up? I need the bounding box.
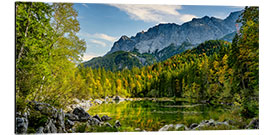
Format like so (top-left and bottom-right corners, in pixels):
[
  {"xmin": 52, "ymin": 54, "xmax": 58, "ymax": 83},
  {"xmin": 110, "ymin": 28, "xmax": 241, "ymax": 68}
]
[{"xmin": 73, "ymin": 3, "xmax": 244, "ymax": 61}]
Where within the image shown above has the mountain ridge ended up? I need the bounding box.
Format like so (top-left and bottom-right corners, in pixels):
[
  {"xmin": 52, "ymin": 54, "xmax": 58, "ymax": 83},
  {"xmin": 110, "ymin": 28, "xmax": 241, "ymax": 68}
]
[
  {"xmin": 83, "ymin": 10, "xmax": 243, "ymax": 71},
  {"xmin": 107, "ymin": 10, "xmax": 242, "ymax": 55}
]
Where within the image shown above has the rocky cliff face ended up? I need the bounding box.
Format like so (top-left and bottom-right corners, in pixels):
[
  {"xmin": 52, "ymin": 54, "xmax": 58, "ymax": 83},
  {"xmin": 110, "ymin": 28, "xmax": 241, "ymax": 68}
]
[{"xmin": 107, "ymin": 10, "xmax": 242, "ymax": 54}]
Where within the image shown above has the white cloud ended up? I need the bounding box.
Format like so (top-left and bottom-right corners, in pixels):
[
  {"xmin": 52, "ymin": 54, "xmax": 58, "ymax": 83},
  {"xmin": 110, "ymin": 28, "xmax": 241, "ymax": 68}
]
[
  {"xmin": 82, "ymin": 3, "xmax": 88, "ymax": 8},
  {"xmin": 110, "ymin": 4, "xmax": 197, "ymax": 24},
  {"xmin": 77, "ymin": 32, "xmax": 117, "ymax": 43},
  {"xmin": 82, "ymin": 54, "xmax": 101, "ymax": 61},
  {"xmin": 89, "ymin": 39, "xmax": 107, "ymax": 47},
  {"xmin": 93, "ymin": 33, "xmax": 117, "ymax": 42}
]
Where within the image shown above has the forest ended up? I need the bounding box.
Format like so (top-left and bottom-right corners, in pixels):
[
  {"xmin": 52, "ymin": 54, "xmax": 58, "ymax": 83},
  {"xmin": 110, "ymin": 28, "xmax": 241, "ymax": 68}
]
[{"xmin": 16, "ymin": 2, "xmax": 259, "ymax": 133}]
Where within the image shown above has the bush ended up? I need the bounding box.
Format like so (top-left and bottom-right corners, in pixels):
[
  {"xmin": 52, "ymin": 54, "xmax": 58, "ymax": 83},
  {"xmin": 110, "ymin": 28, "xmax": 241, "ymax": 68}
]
[{"xmin": 240, "ymin": 99, "xmax": 259, "ymax": 118}]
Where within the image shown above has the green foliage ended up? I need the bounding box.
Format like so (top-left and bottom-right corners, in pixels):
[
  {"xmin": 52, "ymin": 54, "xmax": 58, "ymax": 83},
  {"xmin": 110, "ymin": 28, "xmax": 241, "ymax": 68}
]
[
  {"xmin": 16, "ymin": 4, "xmax": 258, "ymax": 122},
  {"xmin": 77, "ymin": 7, "xmax": 258, "ymax": 120},
  {"xmin": 83, "ymin": 51, "xmax": 157, "ymax": 71},
  {"xmin": 16, "ymin": 2, "xmax": 86, "ymax": 110},
  {"xmin": 75, "ymin": 123, "xmax": 87, "ymax": 133}
]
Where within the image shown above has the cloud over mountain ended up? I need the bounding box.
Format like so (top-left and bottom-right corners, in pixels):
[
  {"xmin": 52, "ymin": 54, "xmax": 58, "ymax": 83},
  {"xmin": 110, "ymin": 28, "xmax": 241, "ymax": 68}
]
[{"xmin": 110, "ymin": 4, "xmax": 197, "ymax": 24}]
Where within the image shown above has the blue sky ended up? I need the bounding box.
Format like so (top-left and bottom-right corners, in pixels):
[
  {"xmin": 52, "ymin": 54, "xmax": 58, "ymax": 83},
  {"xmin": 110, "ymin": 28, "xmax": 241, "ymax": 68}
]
[{"xmin": 73, "ymin": 3, "xmax": 244, "ymax": 61}]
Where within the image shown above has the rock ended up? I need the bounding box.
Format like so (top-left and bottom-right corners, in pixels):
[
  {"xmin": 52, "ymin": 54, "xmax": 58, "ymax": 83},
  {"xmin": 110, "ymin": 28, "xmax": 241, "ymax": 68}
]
[
  {"xmin": 107, "ymin": 11, "xmax": 242, "ymax": 55},
  {"xmin": 56, "ymin": 109, "xmax": 65, "ymax": 129},
  {"xmin": 88, "ymin": 118, "xmax": 101, "ymax": 126},
  {"xmin": 65, "ymin": 119, "xmax": 75, "ymax": 129},
  {"xmin": 72, "ymin": 107, "xmax": 91, "ymax": 122},
  {"xmin": 227, "ymin": 120, "xmax": 236, "ymax": 125},
  {"xmin": 16, "ymin": 112, "xmax": 21, "ymax": 117},
  {"xmin": 114, "ymin": 96, "xmax": 121, "ymax": 100},
  {"xmin": 67, "ymin": 128, "xmax": 75, "ymax": 133},
  {"xmin": 159, "ymin": 124, "xmax": 174, "ymax": 131},
  {"xmin": 65, "ymin": 113, "xmax": 79, "ymax": 121},
  {"xmin": 78, "ymin": 100, "xmax": 92, "ymax": 111},
  {"xmin": 125, "ymin": 98, "xmax": 133, "ymax": 101},
  {"xmin": 16, "ymin": 117, "xmax": 28, "ymax": 134},
  {"xmin": 74, "ymin": 98, "xmax": 81, "ymax": 104},
  {"xmin": 105, "ymin": 96, "xmax": 110, "ymax": 102},
  {"xmin": 246, "ymin": 118, "xmax": 259, "ymax": 129},
  {"xmin": 189, "ymin": 123, "xmax": 198, "ymax": 129},
  {"xmin": 36, "ymin": 126, "xmax": 44, "ymax": 133},
  {"xmin": 105, "ymin": 122, "xmax": 113, "ymax": 128},
  {"xmin": 94, "ymin": 99, "xmax": 103, "ymax": 104},
  {"xmin": 114, "ymin": 120, "xmax": 121, "ymax": 128},
  {"xmin": 93, "ymin": 114, "xmax": 102, "ymax": 122},
  {"xmin": 208, "ymin": 119, "xmax": 215, "ymax": 126},
  {"xmin": 135, "ymin": 128, "xmax": 141, "ymax": 131},
  {"xmin": 101, "ymin": 115, "xmax": 112, "ymax": 121},
  {"xmin": 174, "ymin": 124, "xmax": 188, "ymax": 130},
  {"xmin": 44, "ymin": 119, "xmax": 57, "ymax": 133},
  {"xmin": 216, "ymin": 121, "xmax": 228, "ymax": 126}
]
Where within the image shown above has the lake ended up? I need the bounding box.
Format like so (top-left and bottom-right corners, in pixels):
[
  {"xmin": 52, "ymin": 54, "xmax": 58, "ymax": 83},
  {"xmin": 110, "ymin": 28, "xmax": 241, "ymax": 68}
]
[{"xmin": 87, "ymin": 99, "xmax": 236, "ymax": 132}]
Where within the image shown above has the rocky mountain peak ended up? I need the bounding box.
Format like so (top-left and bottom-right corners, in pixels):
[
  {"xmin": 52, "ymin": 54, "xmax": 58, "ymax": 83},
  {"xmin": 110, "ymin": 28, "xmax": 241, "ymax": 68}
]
[{"xmin": 107, "ymin": 10, "xmax": 243, "ymax": 55}]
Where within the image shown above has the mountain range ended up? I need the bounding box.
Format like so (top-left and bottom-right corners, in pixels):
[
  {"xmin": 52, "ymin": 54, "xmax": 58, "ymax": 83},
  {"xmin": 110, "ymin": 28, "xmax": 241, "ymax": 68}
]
[{"xmin": 83, "ymin": 10, "xmax": 242, "ymax": 71}]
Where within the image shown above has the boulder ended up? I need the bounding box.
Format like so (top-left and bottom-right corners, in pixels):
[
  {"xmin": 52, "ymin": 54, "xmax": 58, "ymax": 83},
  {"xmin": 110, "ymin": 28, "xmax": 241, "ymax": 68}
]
[
  {"xmin": 74, "ymin": 98, "xmax": 80, "ymax": 103},
  {"xmin": 65, "ymin": 113, "xmax": 79, "ymax": 121},
  {"xmin": 174, "ymin": 124, "xmax": 188, "ymax": 130},
  {"xmin": 44, "ymin": 119, "xmax": 57, "ymax": 133},
  {"xmin": 72, "ymin": 107, "xmax": 91, "ymax": 122},
  {"xmin": 189, "ymin": 123, "xmax": 198, "ymax": 129},
  {"xmin": 114, "ymin": 120, "xmax": 121, "ymax": 128},
  {"xmin": 101, "ymin": 115, "xmax": 112, "ymax": 121},
  {"xmin": 159, "ymin": 124, "xmax": 174, "ymax": 131},
  {"xmin": 56, "ymin": 109, "xmax": 65, "ymax": 129},
  {"xmin": 65, "ymin": 119, "xmax": 75, "ymax": 129},
  {"xmin": 36, "ymin": 127, "xmax": 44, "ymax": 133},
  {"xmin": 114, "ymin": 96, "xmax": 121, "ymax": 100},
  {"xmin": 16, "ymin": 117, "xmax": 28, "ymax": 134},
  {"xmin": 246, "ymin": 118, "xmax": 259, "ymax": 129},
  {"xmin": 105, "ymin": 122, "xmax": 113, "ymax": 128},
  {"xmin": 94, "ymin": 99, "xmax": 103, "ymax": 104},
  {"xmin": 88, "ymin": 118, "xmax": 101, "ymax": 126},
  {"xmin": 93, "ymin": 114, "xmax": 102, "ymax": 122}
]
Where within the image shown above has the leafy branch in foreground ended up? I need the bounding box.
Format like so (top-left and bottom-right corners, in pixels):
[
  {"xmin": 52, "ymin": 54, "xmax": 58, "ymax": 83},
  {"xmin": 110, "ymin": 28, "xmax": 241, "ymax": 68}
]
[{"xmin": 16, "ymin": 2, "xmax": 86, "ymax": 111}]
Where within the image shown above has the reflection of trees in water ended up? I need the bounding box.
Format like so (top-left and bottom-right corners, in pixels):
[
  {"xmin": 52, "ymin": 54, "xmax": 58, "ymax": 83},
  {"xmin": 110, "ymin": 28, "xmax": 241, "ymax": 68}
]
[{"xmin": 88, "ymin": 100, "xmax": 231, "ymax": 131}]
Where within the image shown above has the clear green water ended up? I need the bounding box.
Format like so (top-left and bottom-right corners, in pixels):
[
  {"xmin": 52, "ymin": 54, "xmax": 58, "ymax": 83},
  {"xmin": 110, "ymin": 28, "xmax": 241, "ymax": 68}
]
[{"xmin": 88, "ymin": 100, "xmax": 233, "ymax": 132}]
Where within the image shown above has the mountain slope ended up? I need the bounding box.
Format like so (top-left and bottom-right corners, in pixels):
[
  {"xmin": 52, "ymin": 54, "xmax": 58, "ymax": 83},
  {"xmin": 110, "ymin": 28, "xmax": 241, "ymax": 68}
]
[
  {"xmin": 83, "ymin": 51, "xmax": 157, "ymax": 71},
  {"xmin": 83, "ymin": 10, "xmax": 242, "ymax": 71},
  {"xmin": 107, "ymin": 10, "xmax": 242, "ymax": 54}
]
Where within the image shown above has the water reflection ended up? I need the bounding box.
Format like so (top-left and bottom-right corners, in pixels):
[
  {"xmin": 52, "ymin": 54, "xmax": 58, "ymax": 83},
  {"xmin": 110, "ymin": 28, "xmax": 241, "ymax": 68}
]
[{"xmin": 88, "ymin": 100, "xmax": 228, "ymax": 131}]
